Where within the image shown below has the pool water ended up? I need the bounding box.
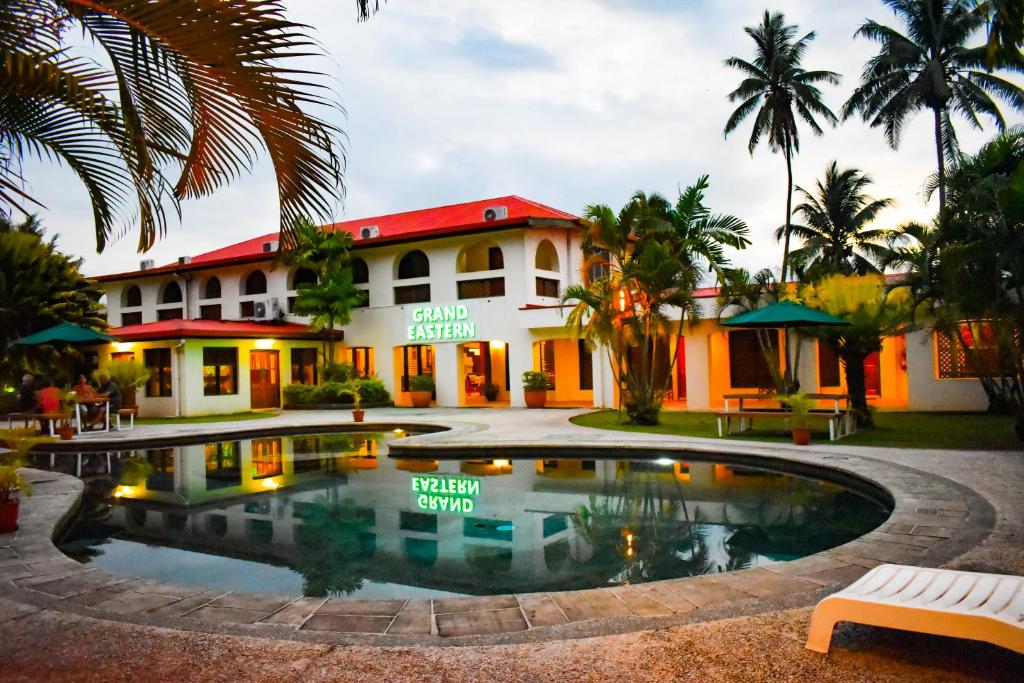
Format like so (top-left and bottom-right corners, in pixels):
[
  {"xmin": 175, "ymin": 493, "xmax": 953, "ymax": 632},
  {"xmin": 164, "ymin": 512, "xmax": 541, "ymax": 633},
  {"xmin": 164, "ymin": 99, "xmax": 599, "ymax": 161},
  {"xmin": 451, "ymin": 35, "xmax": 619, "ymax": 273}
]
[{"xmin": 42, "ymin": 431, "xmax": 890, "ymax": 599}]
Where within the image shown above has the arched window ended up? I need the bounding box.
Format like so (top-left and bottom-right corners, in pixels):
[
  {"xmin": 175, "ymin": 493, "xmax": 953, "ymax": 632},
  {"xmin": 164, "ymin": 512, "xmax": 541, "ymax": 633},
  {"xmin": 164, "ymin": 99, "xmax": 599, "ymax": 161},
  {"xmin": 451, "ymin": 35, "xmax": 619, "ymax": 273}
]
[
  {"xmin": 202, "ymin": 277, "xmax": 221, "ymax": 300},
  {"xmin": 397, "ymin": 250, "xmax": 430, "ymax": 279},
  {"xmin": 122, "ymin": 285, "xmax": 142, "ymax": 308},
  {"xmin": 457, "ymin": 242, "xmax": 503, "ymax": 273},
  {"xmin": 292, "ymin": 268, "xmax": 317, "ymax": 289},
  {"xmin": 535, "ymin": 240, "xmax": 560, "ymax": 272},
  {"xmin": 243, "ymin": 270, "xmax": 267, "ymax": 295},
  {"xmin": 351, "ymin": 257, "xmax": 369, "ymax": 284},
  {"xmin": 161, "ymin": 281, "xmax": 183, "ymax": 304}
]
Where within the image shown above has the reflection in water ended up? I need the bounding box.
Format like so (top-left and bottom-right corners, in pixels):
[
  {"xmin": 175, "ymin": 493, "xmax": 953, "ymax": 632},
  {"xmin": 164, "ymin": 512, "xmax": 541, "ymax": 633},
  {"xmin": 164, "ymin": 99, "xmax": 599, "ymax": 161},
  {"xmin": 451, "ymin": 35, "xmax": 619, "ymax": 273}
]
[{"xmin": 41, "ymin": 433, "xmax": 889, "ymax": 599}]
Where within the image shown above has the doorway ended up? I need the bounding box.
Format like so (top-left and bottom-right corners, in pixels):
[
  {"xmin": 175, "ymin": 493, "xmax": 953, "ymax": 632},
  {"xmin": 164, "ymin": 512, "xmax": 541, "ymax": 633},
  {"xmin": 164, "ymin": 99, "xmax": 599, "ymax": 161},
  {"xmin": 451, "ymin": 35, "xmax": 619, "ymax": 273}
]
[
  {"xmin": 249, "ymin": 350, "xmax": 281, "ymax": 409},
  {"xmin": 460, "ymin": 341, "xmax": 509, "ymax": 406},
  {"xmin": 864, "ymin": 351, "xmax": 881, "ymax": 398}
]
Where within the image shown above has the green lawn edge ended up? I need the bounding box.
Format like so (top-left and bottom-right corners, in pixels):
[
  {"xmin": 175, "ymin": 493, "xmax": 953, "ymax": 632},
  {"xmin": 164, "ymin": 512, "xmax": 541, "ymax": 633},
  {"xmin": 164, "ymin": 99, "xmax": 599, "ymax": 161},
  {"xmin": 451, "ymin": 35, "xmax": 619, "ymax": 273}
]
[{"xmin": 137, "ymin": 411, "xmax": 279, "ymax": 425}]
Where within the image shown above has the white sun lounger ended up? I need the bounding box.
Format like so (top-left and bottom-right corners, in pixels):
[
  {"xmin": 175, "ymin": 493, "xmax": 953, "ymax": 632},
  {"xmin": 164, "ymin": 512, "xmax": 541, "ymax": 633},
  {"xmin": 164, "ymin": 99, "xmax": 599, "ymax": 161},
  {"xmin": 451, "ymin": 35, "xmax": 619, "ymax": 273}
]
[{"xmin": 806, "ymin": 563, "xmax": 1024, "ymax": 654}]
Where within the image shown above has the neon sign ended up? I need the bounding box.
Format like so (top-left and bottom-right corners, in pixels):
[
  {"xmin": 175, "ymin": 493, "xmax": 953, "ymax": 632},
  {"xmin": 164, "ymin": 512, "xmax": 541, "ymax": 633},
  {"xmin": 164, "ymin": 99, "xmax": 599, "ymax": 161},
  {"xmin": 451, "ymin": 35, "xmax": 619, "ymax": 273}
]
[
  {"xmin": 407, "ymin": 304, "xmax": 477, "ymax": 342},
  {"xmin": 411, "ymin": 474, "xmax": 480, "ymax": 514}
]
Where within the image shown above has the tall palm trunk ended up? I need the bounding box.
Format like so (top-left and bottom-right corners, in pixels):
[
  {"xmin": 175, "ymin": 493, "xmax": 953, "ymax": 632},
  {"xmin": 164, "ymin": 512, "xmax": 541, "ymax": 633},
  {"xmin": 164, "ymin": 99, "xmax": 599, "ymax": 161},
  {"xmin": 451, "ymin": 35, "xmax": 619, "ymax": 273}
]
[
  {"xmin": 933, "ymin": 107, "xmax": 947, "ymax": 214},
  {"xmin": 841, "ymin": 349, "xmax": 873, "ymax": 428},
  {"xmin": 781, "ymin": 131, "xmax": 795, "ymax": 282}
]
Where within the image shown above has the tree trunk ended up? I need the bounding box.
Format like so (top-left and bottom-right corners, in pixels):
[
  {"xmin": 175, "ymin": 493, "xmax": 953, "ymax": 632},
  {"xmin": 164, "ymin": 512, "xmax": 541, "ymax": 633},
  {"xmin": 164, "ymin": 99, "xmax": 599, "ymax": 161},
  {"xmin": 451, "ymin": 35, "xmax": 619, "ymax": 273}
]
[
  {"xmin": 842, "ymin": 350, "xmax": 873, "ymax": 428},
  {"xmin": 933, "ymin": 107, "xmax": 946, "ymax": 214},
  {"xmin": 781, "ymin": 135, "xmax": 794, "ymax": 283}
]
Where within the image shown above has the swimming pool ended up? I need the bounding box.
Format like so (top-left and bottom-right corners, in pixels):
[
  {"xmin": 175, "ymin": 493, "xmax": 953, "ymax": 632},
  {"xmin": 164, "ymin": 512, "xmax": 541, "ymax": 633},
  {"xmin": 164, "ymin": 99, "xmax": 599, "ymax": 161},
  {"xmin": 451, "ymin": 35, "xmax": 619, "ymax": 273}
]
[{"xmin": 42, "ymin": 431, "xmax": 890, "ymax": 600}]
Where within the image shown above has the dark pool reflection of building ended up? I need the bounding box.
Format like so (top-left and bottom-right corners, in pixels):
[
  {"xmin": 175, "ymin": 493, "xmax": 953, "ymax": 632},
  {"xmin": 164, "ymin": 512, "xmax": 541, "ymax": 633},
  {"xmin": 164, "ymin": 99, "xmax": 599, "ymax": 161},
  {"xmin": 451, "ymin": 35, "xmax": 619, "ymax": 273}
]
[{"xmin": 44, "ymin": 433, "xmax": 884, "ymax": 596}]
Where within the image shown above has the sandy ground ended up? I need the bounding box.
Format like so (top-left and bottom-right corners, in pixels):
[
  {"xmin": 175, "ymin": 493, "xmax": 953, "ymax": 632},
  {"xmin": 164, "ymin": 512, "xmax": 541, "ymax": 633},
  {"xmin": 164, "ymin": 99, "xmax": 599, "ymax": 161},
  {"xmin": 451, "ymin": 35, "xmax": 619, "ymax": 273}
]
[{"xmin": 2, "ymin": 604, "xmax": 1021, "ymax": 682}]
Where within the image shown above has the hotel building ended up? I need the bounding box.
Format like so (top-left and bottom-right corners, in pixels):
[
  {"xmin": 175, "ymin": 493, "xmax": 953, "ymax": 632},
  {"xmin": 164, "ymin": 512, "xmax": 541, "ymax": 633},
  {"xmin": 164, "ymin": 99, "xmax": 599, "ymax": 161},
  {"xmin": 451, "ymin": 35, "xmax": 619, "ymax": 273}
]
[{"xmin": 93, "ymin": 196, "xmax": 990, "ymax": 417}]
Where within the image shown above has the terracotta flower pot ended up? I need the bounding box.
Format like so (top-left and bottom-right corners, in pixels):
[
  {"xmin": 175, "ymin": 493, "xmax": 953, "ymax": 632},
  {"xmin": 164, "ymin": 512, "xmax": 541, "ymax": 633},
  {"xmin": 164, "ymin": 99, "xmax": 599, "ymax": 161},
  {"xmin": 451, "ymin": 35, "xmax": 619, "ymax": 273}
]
[
  {"xmin": 57, "ymin": 425, "xmax": 75, "ymax": 441},
  {"xmin": 410, "ymin": 391, "xmax": 432, "ymax": 408},
  {"xmin": 352, "ymin": 409, "xmax": 365, "ymax": 423},
  {"xmin": 0, "ymin": 499, "xmax": 19, "ymax": 534},
  {"xmin": 791, "ymin": 427, "xmax": 811, "ymax": 446},
  {"xmin": 524, "ymin": 389, "xmax": 547, "ymax": 409}
]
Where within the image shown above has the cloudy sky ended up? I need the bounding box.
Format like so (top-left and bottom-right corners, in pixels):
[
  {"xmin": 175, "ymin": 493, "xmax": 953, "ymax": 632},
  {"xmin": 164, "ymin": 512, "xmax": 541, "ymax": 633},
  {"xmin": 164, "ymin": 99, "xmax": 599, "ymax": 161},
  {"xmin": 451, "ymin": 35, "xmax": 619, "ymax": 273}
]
[{"xmin": 20, "ymin": 0, "xmax": 1024, "ymax": 278}]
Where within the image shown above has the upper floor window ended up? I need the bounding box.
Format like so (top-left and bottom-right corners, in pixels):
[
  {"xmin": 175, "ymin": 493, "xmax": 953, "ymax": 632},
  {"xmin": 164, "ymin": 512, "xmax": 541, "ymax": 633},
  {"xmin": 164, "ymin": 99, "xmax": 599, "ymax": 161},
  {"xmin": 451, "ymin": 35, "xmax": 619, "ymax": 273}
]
[
  {"xmin": 160, "ymin": 281, "xmax": 182, "ymax": 304},
  {"xmin": 243, "ymin": 270, "xmax": 267, "ymax": 295},
  {"xmin": 122, "ymin": 285, "xmax": 142, "ymax": 308},
  {"xmin": 203, "ymin": 277, "xmax": 221, "ymax": 300},
  {"xmin": 292, "ymin": 268, "xmax": 317, "ymax": 289},
  {"xmin": 397, "ymin": 250, "xmax": 430, "ymax": 279},
  {"xmin": 535, "ymin": 239, "xmax": 560, "ymax": 272},
  {"xmin": 352, "ymin": 257, "xmax": 369, "ymax": 284},
  {"xmin": 457, "ymin": 242, "xmax": 503, "ymax": 273}
]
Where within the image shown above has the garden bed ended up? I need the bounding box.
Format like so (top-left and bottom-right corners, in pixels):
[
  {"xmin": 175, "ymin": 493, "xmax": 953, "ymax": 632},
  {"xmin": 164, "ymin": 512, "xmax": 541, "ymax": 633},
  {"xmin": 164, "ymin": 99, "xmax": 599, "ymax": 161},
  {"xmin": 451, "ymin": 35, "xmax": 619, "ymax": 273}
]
[{"xmin": 282, "ymin": 400, "xmax": 393, "ymax": 411}]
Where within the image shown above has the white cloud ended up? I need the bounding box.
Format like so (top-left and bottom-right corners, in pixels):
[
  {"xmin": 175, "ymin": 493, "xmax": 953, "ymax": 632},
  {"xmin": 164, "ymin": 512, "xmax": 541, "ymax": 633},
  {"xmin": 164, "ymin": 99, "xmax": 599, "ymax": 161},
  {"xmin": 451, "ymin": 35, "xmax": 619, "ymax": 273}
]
[{"xmin": 16, "ymin": 0, "xmax": 1023, "ymax": 280}]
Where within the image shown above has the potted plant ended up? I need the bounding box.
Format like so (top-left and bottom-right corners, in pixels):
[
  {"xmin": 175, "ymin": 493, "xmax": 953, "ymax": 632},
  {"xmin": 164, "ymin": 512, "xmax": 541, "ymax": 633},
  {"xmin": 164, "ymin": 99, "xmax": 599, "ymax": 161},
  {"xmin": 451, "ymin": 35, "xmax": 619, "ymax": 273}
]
[
  {"xmin": 351, "ymin": 385, "xmax": 365, "ymax": 422},
  {"xmin": 522, "ymin": 371, "xmax": 550, "ymax": 409},
  {"xmin": 95, "ymin": 359, "xmax": 150, "ymax": 410},
  {"xmin": 56, "ymin": 389, "xmax": 76, "ymax": 440},
  {"xmin": 482, "ymin": 382, "xmax": 500, "ymax": 402},
  {"xmin": 780, "ymin": 393, "xmax": 814, "ymax": 445},
  {"xmin": 409, "ymin": 374, "xmax": 434, "ymax": 408},
  {"xmin": 0, "ymin": 466, "xmax": 33, "ymax": 534}
]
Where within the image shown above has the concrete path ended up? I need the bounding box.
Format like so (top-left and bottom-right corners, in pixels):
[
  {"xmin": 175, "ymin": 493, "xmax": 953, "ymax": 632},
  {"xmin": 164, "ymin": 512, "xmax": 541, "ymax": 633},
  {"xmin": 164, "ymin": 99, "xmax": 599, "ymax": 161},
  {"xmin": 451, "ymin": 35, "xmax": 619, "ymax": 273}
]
[{"xmin": 1, "ymin": 407, "xmax": 1021, "ymax": 681}]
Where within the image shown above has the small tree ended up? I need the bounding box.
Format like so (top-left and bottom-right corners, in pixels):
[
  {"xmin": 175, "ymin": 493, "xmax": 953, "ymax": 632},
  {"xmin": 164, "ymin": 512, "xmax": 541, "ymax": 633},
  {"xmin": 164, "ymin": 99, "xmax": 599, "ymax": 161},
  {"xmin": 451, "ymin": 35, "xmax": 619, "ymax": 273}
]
[
  {"xmin": 801, "ymin": 274, "xmax": 914, "ymax": 427},
  {"xmin": 293, "ymin": 269, "xmax": 365, "ymax": 366}
]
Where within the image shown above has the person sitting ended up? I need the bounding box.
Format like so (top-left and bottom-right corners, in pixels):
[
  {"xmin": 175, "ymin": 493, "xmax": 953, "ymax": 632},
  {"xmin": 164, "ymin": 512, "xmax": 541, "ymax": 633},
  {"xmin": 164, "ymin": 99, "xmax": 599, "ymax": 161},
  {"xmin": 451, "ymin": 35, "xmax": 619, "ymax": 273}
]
[
  {"xmin": 35, "ymin": 377, "xmax": 62, "ymax": 434},
  {"xmin": 73, "ymin": 373, "xmax": 97, "ymax": 425},
  {"xmin": 15, "ymin": 373, "xmax": 36, "ymax": 413},
  {"xmin": 89, "ymin": 373, "xmax": 121, "ymax": 429}
]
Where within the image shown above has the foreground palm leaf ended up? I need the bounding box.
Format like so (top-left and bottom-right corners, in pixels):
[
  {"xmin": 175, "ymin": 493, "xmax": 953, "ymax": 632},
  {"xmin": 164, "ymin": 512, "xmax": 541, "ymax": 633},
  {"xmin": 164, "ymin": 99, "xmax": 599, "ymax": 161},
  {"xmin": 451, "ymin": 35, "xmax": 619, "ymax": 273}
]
[{"xmin": 0, "ymin": 1, "xmax": 381, "ymax": 252}]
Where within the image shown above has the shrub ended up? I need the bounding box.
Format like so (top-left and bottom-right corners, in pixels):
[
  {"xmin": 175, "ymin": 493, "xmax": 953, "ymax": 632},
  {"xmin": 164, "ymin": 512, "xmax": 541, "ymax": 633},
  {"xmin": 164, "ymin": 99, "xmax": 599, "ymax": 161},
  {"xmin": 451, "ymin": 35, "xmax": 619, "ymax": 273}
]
[
  {"xmin": 95, "ymin": 359, "xmax": 150, "ymax": 390},
  {"xmin": 482, "ymin": 383, "xmax": 500, "ymax": 401},
  {"xmin": 409, "ymin": 374, "xmax": 435, "ymax": 392},
  {"xmin": 320, "ymin": 362, "xmax": 355, "ymax": 383},
  {"xmin": 283, "ymin": 384, "xmax": 315, "ymax": 406},
  {"xmin": 355, "ymin": 378, "xmax": 390, "ymax": 404},
  {"xmin": 522, "ymin": 371, "xmax": 550, "ymax": 391}
]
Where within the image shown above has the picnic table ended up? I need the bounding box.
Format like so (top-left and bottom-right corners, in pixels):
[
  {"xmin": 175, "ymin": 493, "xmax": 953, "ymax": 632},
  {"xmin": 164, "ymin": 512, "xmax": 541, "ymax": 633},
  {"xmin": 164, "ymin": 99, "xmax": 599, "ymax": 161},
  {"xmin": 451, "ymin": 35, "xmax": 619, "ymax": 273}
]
[
  {"xmin": 74, "ymin": 395, "xmax": 110, "ymax": 433},
  {"xmin": 719, "ymin": 392, "xmax": 855, "ymax": 440}
]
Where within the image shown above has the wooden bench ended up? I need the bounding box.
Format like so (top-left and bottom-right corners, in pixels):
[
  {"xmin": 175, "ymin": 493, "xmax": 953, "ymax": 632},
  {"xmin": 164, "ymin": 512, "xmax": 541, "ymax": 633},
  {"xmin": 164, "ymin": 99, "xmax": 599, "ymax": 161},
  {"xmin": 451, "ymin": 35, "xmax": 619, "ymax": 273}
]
[
  {"xmin": 715, "ymin": 410, "xmax": 845, "ymax": 441},
  {"xmin": 115, "ymin": 407, "xmax": 138, "ymax": 431},
  {"xmin": 6, "ymin": 412, "xmax": 70, "ymax": 437}
]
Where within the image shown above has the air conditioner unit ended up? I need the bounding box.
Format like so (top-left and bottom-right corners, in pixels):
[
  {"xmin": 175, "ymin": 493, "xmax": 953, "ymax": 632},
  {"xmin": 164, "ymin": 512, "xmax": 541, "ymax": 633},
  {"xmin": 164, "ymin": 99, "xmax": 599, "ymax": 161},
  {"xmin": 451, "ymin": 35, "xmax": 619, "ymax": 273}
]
[
  {"xmin": 359, "ymin": 225, "xmax": 380, "ymax": 240},
  {"xmin": 262, "ymin": 240, "xmax": 279, "ymax": 253},
  {"xmin": 482, "ymin": 205, "xmax": 508, "ymax": 222},
  {"xmin": 254, "ymin": 297, "xmax": 281, "ymax": 321},
  {"xmin": 177, "ymin": 256, "xmax": 192, "ymax": 265},
  {"xmin": 139, "ymin": 259, "xmax": 155, "ymax": 270}
]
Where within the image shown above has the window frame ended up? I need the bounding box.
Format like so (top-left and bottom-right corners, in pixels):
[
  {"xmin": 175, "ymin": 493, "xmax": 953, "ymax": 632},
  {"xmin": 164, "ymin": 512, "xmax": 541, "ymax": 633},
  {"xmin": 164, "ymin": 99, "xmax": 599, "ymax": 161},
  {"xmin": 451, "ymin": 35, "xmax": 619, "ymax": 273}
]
[
  {"xmin": 144, "ymin": 347, "xmax": 173, "ymax": 398},
  {"xmin": 202, "ymin": 347, "xmax": 238, "ymax": 396}
]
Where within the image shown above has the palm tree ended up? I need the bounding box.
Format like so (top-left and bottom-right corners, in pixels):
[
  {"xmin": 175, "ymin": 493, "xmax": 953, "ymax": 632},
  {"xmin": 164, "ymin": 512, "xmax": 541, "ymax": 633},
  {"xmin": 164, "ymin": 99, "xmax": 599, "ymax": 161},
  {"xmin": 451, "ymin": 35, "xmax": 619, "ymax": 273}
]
[
  {"xmin": 292, "ymin": 269, "xmax": 365, "ymax": 366},
  {"xmin": 843, "ymin": 0, "xmax": 1024, "ymax": 212},
  {"xmin": 0, "ymin": 1, "xmax": 382, "ymax": 252},
  {"xmin": 975, "ymin": 0, "xmax": 1024, "ymax": 67},
  {"xmin": 724, "ymin": 11, "xmax": 840, "ymax": 282},
  {"xmin": 276, "ymin": 217, "xmax": 355, "ymax": 279},
  {"xmin": 782, "ymin": 162, "xmax": 895, "ymax": 279}
]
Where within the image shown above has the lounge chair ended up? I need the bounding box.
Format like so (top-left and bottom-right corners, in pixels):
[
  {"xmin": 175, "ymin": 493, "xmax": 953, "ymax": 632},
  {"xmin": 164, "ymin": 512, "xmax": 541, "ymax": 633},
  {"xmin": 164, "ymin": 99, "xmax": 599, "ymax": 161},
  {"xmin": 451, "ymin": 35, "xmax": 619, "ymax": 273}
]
[{"xmin": 805, "ymin": 563, "xmax": 1024, "ymax": 654}]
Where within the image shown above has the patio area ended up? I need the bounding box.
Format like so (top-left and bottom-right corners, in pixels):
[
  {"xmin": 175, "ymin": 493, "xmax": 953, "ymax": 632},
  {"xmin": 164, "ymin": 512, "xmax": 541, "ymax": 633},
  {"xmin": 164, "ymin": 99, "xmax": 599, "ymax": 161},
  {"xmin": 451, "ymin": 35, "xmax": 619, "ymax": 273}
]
[{"xmin": 1, "ymin": 407, "xmax": 1022, "ymax": 681}]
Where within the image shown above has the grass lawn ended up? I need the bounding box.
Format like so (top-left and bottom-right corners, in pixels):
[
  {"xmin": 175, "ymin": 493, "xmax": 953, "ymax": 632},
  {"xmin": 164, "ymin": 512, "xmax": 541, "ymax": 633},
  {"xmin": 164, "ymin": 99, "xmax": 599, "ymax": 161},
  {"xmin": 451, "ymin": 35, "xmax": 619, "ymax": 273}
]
[
  {"xmin": 137, "ymin": 411, "xmax": 278, "ymax": 425},
  {"xmin": 571, "ymin": 409, "xmax": 1024, "ymax": 451}
]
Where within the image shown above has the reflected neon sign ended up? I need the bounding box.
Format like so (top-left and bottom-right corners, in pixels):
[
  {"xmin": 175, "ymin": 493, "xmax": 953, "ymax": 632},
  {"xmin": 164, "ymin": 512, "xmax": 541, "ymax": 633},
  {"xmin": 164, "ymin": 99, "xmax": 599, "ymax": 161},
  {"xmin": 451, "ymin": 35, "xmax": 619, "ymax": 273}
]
[
  {"xmin": 407, "ymin": 304, "xmax": 477, "ymax": 342},
  {"xmin": 411, "ymin": 474, "xmax": 480, "ymax": 514}
]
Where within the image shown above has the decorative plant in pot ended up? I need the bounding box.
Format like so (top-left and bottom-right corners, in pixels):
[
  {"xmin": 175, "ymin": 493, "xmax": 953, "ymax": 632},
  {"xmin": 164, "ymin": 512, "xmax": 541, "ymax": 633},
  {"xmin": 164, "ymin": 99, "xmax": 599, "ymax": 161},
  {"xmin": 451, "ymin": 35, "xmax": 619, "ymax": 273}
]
[
  {"xmin": 0, "ymin": 466, "xmax": 33, "ymax": 534},
  {"xmin": 780, "ymin": 393, "xmax": 815, "ymax": 445},
  {"xmin": 482, "ymin": 382, "xmax": 500, "ymax": 402},
  {"xmin": 522, "ymin": 371, "xmax": 550, "ymax": 409},
  {"xmin": 56, "ymin": 390, "xmax": 76, "ymax": 440},
  {"xmin": 350, "ymin": 384, "xmax": 365, "ymax": 422},
  {"xmin": 94, "ymin": 359, "xmax": 150, "ymax": 410},
  {"xmin": 409, "ymin": 375, "xmax": 435, "ymax": 408}
]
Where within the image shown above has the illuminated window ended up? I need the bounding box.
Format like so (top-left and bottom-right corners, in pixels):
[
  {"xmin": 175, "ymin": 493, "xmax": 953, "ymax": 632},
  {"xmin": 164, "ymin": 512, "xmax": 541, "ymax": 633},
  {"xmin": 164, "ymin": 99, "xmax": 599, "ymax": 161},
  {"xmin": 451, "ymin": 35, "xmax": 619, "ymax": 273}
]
[
  {"xmin": 400, "ymin": 345, "xmax": 433, "ymax": 392},
  {"xmin": 349, "ymin": 347, "xmax": 374, "ymax": 377},
  {"xmin": 538, "ymin": 340, "xmax": 556, "ymax": 389},
  {"xmin": 936, "ymin": 322, "xmax": 1014, "ymax": 379},
  {"xmin": 202, "ymin": 347, "xmax": 237, "ymax": 395},
  {"xmin": 144, "ymin": 348, "xmax": 172, "ymax": 397},
  {"xmin": 111, "ymin": 351, "xmax": 135, "ymax": 363},
  {"xmin": 290, "ymin": 347, "xmax": 318, "ymax": 385}
]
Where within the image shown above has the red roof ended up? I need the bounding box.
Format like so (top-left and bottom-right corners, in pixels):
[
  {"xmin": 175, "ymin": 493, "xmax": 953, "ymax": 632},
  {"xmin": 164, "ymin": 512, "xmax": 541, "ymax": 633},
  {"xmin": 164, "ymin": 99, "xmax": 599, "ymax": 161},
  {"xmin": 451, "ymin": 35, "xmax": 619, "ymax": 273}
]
[
  {"xmin": 97, "ymin": 195, "xmax": 579, "ymax": 281},
  {"xmin": 110, "ymin": 319, "xmax": 325, "ymax": 341}
]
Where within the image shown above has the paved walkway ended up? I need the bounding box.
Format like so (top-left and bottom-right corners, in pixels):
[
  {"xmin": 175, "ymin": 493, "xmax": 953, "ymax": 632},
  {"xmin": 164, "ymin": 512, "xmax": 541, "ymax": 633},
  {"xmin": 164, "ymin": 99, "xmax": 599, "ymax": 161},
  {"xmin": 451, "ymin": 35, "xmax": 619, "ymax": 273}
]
[{"xmin": 2, "ymin": 408, "xmax": 1022, "ymax": 681}]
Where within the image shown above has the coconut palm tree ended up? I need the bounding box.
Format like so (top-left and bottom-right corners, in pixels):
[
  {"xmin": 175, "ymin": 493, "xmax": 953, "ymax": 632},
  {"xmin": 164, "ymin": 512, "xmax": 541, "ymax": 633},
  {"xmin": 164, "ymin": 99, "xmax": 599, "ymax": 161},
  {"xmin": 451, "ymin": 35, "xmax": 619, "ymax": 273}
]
[
  {"xmin": 292, "ymin": 269, "xmax": 365, "ymax": 366},
  {"xmin": 0, "ymin": 1, "xmax": 382, "ymax": 252},
  {"xmin": 842, "ymin": 0, "xmax": 1024, "ymax": 212},
  {"xmin": 975, "ymin": 0, "xmax": 1024, "ymax": 67},
  {"xmin": 724, "ymin": 11, "xmax": 840, "ymax": 282},
  {"xmin": 782, "ymin": 162, "xmax": 895, "ymax": 279}
]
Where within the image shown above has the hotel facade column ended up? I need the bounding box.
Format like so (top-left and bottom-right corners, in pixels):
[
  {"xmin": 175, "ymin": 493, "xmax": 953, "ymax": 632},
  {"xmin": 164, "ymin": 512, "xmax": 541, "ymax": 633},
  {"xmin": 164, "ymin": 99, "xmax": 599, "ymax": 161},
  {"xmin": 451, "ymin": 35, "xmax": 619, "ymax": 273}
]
[
  {"xmin": 683, "ymin": 335, "xmax": 710, "ymax": 410},
  {"xmin": 592, "ymin": 343, "xmax": 615, "ymax": 409},
  {"xmin": 507, "ymin": 339, "xmax": 534, "ymax": 408},
  {"xmin": 433, "ymin": 342, "xmax": 461, "ymax": 407}
]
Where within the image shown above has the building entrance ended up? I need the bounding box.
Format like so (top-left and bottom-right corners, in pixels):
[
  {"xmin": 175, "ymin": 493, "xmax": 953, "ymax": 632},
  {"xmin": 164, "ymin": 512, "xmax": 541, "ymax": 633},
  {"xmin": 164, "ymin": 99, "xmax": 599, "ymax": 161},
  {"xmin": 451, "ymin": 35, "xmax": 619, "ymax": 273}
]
[
  {"xmin": 459, "ymin": 341, "xmax": 509, "ymax": 406},
  {"xmin": 249, "ymin": 350, "xmax": 281, "ymax": 409}
]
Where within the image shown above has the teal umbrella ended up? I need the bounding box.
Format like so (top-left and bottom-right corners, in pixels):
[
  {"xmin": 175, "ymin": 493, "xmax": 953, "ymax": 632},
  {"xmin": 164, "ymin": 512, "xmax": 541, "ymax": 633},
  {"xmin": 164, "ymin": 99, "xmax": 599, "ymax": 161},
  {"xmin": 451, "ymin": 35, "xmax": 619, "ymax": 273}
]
[
  {"xmin": 12, "ymin": 322, "xmax": 112, "ymax": 345},
  {"xmin": 722, "ymin": 300, "xmax": 849, "ymax": 328}
]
